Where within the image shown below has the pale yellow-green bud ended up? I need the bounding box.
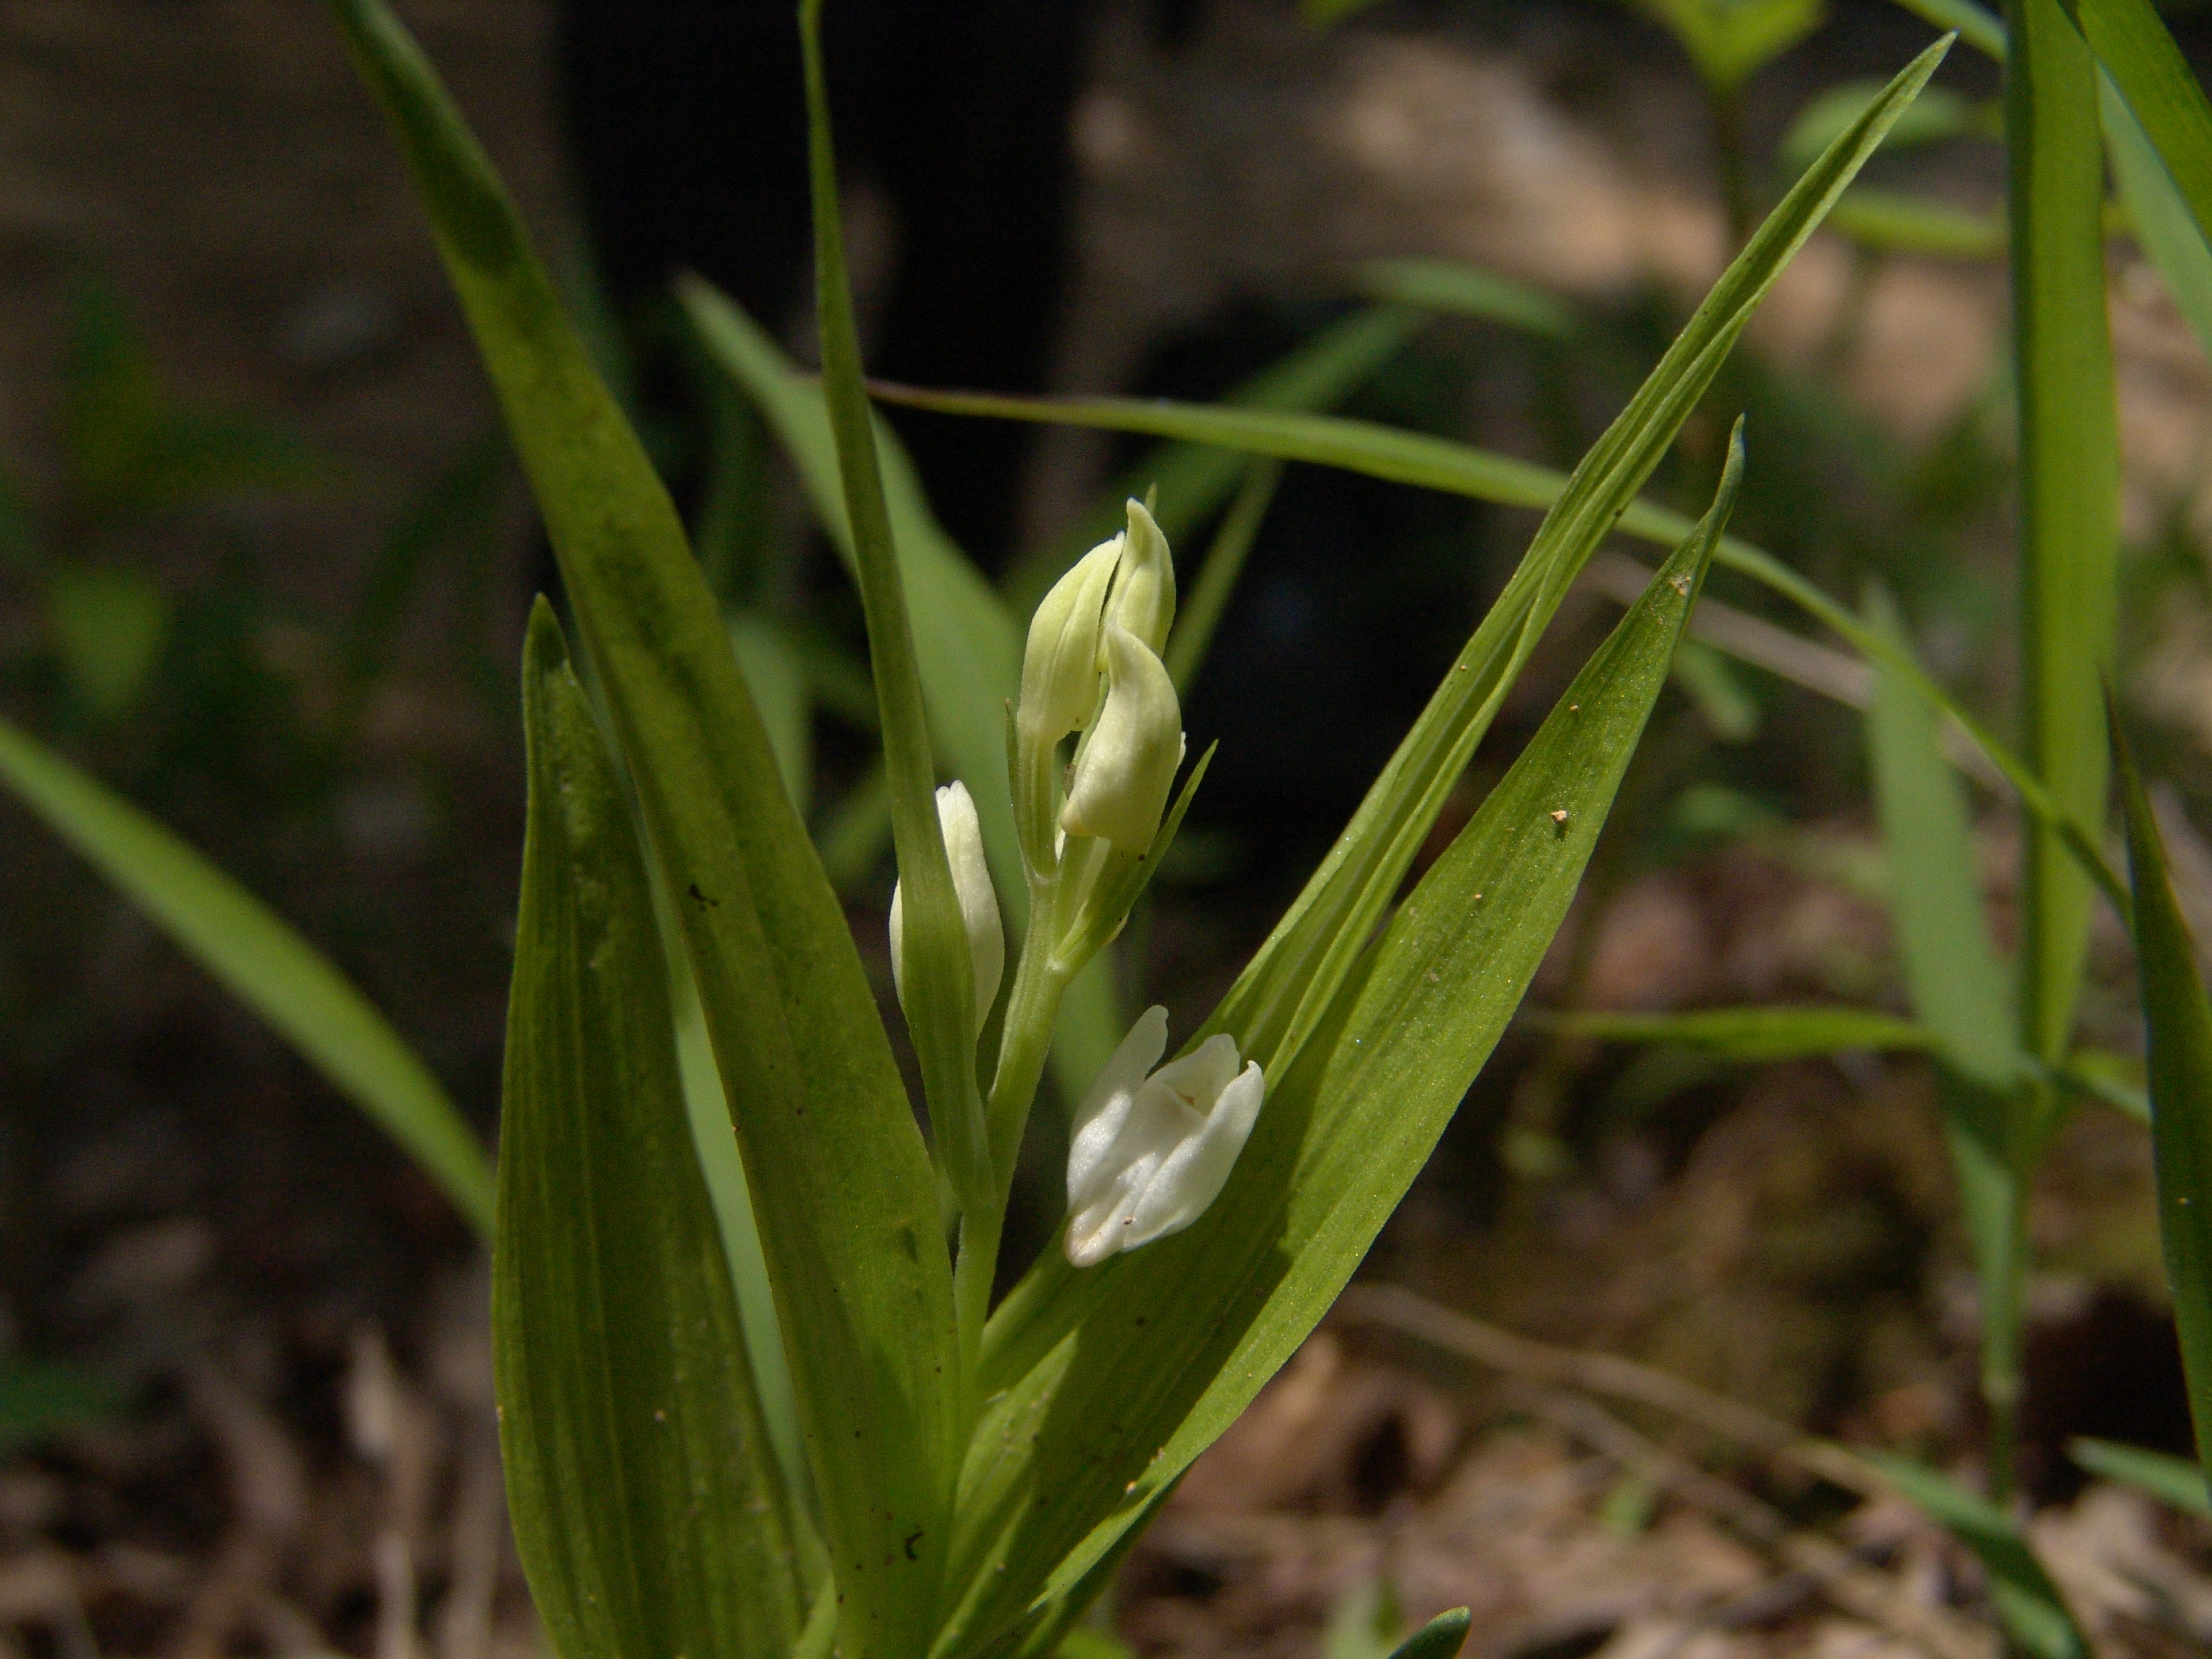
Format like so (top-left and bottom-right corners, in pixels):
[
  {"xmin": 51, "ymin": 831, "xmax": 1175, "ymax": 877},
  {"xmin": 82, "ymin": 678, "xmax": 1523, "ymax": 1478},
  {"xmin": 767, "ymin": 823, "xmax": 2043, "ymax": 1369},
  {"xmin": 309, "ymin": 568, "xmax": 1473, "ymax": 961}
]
[
  {"xmin": 888, "ymin": 781, "xmax": 1004, "ymax": 1038},
  {"xmin": 1105, "ymin": 499, "xmax": 1174, "ymax": 657},
  {"xmin": 1061, "ymin": 623, "xmax": 1184, "ymax": 852},
  {"xmin": 1019, "ymin": 532, "xmax": 1121, "ymax": 743}
]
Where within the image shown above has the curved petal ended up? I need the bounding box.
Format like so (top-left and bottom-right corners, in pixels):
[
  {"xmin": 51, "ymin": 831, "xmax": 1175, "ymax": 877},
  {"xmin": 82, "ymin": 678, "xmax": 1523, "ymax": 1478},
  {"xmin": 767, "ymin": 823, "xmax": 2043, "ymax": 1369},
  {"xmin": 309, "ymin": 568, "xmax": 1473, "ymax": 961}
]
[
  {"xmin": 1121, "ymin": 1061, "xmax": 1265, "ymax": 1250},
  {"xmin": 1065, "ymin": 1004, "xmax": 1168, "ymax": 1211}
]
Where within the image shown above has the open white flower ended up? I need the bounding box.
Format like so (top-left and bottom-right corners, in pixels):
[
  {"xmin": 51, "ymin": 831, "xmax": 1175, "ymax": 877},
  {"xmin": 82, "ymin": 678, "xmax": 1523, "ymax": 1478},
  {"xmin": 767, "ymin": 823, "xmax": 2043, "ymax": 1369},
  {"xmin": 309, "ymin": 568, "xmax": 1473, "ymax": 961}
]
[
  {"xmin": 1065, "ymin": 1006, "xmax": 1265, "ymax": 1267},
  {"xmin": 888, "ymin": 781, "xmax": 1004, "ymax": 1038}
]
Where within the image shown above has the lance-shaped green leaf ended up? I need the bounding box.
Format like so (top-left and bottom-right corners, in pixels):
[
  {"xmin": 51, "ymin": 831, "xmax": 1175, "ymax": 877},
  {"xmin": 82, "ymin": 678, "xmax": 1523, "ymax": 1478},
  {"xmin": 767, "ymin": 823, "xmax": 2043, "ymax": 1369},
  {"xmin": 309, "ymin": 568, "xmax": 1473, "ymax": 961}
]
[
  {"xmin": 2008, "ymin": 0, "xmax": 2120, "ymax": 1084},
  {"xmin": 2063, "ymin": 0, "xmax": 2212, "ymax": 257},
  {"xmin": 1351, "ymin": 258, "xmax": 1576, "ymax": 340},
  {"xmin": 321, "ymin": 6, "xmax": 958, "ymax": 1650},
  {"xmin": 1863, "ymin": 586, "xmax": 2024, "ymax": 1411},
  {"xmin": 1006, "ymin": 306, "xmax": 1427, "ymax": 614},
  {"xmin": 0, "ymin": 714, "xmax": 491, "ymax": 1235},
  {"xmin": 497, "ymin": 605, "xmax": 803, "ymax": 1659},
  {"xmin": 1388, "ymin": 1610, "xmax": 1473, "ymax": 1659},
  {"xmin": 1536, "ymin": 1006, "xmax": 1939, "ymax": 1060},
  {"xmin": 2116, "ymin": 724, "xmax": 2212, "ymax": 1504},
  {"xmin": 874, "ymin": 366, "xmax": 2127, "ymax": 909},
  {"xmin": 678, "ymin": 278, "xmax": 1124, "ymax": 1094},
  {"xmin": 1865, "ymin": 588, "xmax": 2017, "ymax": 1094},
  {"xmin": 2070, "ymin": 1437, "xmax": 2212, "ymax": 1513},
  {"xmin": 937, "ymin": 439, "xmax": 1743, "ymax": 1658},
  {"xmin": 2103, "ymin": 72, "xmax": 2212, "ymax": 367},
  {"xmin": 798, "ymin": 0, "xmax": 989, "ymax": 1228},
  {"xmin": 1872, "ymin": 1458, "xmax": 2089, "ymax": 1659},
  {"xmin": 1187, "ymin": 44, "xmax": 1946, "ymax": 1109}
]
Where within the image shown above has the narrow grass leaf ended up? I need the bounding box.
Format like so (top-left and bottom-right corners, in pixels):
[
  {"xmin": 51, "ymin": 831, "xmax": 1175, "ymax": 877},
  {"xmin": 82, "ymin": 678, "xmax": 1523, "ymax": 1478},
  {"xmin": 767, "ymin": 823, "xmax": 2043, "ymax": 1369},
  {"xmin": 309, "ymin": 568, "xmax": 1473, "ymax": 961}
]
[
  {"xmin": 1351, "ymin": 258, "xmax": 1576, "ymax": 339},
  {"xmin": 497, "ymin": 605, "xmax": 802, "ymax": 1659},
  {"xmin": 1005, "ymin": 306, "xmax": 1427, "ymax": 613},
  {"xmin": 1865, "ymin": 587, "xmax": 2016, "ymax": 1092},
  {"xmin": 321, "ymin": 6, "xmax": 960, "ymax": 1647},
  {"xmin": 2007, "ymin": 0, "xmax": 2121, "ymax": 1081},
  {"xmin": 1165, "ymin": 460, "xmax": 1282, "ymax": 696},
  {"xmin": 2117, "ymin": 725, "xmax": 2212, "ymax": 1498},
  {"xmin": 2102, "ymin": 73, "xmax": 2212, "ymax": 365},
  {"xmin": 2065, "ymin": 0, "xmax": 2212, "ymax": 254},
  {"xmin": 0, "ymin": 714, "xmax": 491, "ymax": 1233},
  {"xmin": 2068, "ymin": 1437, "xmax": 2211, "ymax": 1512},
  {"xmin": 799, "ymin": 0, "xmax": 991, "ymax": 1228},
  {"xmin": 876, "ymin": 371, "xmax": 2128, "ymax": 910},
  {"xmin": 1536, "ymin": 1006, "xmax": 1938, "ymax": 1060},
  {"xmin": 1389, "ymin": 1610, "xmax": 1473, "ymax": 1659},
  {"xmin": 1872, "ymin": 1457, "xmax": 2089, "ymax": 1659},
  {"xmin": 942, "ymin": 444, "xmax": 1742, "ymax": 1656}
]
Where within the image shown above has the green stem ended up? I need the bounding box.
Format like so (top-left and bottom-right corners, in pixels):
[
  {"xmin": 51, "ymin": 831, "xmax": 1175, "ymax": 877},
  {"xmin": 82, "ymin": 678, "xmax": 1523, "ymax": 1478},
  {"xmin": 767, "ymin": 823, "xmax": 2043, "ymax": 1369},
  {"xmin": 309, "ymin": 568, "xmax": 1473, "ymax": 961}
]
[
  {"xmin": 987, "ymin": 895, "xmax": 1073, "ymax": 1184},
  {"xmin": 954, "ymin": 1205, "xmax": 1001, "ymax": 1414}
]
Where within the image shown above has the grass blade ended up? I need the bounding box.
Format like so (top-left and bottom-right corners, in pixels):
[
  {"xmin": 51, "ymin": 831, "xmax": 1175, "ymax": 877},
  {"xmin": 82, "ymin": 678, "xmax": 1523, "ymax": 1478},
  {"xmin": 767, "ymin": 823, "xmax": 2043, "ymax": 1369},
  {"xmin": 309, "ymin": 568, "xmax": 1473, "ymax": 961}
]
[
  {"xmin": 875, "ymin": 390, "xmax": 2128, "ymax": 912},
  {"xmin": 1005, "ymin": 306, "xmax": 1427, "ymax": 613},
  {"xmin": 2007, "ymin": 0, "xmax": 2121, "ymax": 1089},
  {"xmin": 2069, "ymin": 1437, "xmax": 2211, "ymax": 1512},
  {"xmin": 1389, "ymin": 1610, "xmax": 1473, "ymax": 1659},
  {"xmin": 322, "ymin": 5, "xmax": 960, "ymax": 1647},
  {"xmin": 1164, "ymin": 459, "xmax": 1282, "ymax": 696},
  {"xmin": 1872, "ymin": 1457, "xmax": 2089, "ymax": 1659},
  {"xmin": 497, "ymin": 604, "xmax": 802, "ymax": 1659},
  {"xmin": 2066, "ymin": 0, "xmax": 2212, "ymax": 253},
  {"xmin": 1166, "ymin": 41, "xmax": 1946, "ymax": 1108},
  {"xmin": 0, "ymin": 715, "xmax": 491, "ymax": 1233},
  {"xmin": 941, "ymin": 439, "xmax": 1744, "ymax": 1656},
  {"xmin": 2102, "ymin": 73, "xmax": 2212, "ymax": 365},
  {"xmin": 1536, "ymin": 1006, "xmax": 1938, "ymax": 1060},
  {"xmin": 1351, "ymin": 258, "xmax": 1576, "ymax": 339},
  {"xmin": 1865, "ymin": 588, "xmax": 2016, "ymax": 1092},
  {"xmin": 798, "ymin": 0, "xmax": 991, "ymax": 1236},
  {"xmin": 2117, "ymin": 724, "xmax": 2212, "ymax": 1502}
]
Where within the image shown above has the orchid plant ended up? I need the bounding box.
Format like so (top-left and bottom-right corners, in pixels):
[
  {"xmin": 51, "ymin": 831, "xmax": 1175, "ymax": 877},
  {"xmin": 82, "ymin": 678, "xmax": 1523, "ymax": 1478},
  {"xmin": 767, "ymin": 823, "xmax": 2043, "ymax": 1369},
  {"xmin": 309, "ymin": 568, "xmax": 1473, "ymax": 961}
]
[{"xmin": 323, "ymin": 4, "xmax": 1950, "ymax": 1656}]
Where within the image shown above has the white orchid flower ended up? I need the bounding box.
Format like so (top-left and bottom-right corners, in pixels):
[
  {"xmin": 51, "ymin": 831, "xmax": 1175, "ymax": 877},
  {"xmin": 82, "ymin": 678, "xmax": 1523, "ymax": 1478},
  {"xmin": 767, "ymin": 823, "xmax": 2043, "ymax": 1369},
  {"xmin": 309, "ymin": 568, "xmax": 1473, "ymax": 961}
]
[
  {"xmin": 1065, "ymin": 1006, "xmax": 1265, "ymax": 1267},
  {"xmin": 888, "ymin": 780, "xmax": 1004, "ymax": 1038}
]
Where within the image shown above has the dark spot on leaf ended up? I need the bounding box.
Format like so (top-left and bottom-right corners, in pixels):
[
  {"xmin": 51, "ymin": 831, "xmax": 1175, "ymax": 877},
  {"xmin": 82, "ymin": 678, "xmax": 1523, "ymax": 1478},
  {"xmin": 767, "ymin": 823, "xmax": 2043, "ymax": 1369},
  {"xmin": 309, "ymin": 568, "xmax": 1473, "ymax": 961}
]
[
  {"xmin": 687, "ymin": 883, "xmax": 719, "ymax": 908},
  {"xmin": 904, "ymin": 1530, "xmax": 922, "ymax": 1559}
]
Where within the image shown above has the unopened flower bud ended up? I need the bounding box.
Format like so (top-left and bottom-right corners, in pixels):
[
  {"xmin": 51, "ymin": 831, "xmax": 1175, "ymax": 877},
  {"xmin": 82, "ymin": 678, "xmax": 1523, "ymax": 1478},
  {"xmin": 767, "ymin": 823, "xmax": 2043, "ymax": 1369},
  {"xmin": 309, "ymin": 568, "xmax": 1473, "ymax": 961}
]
[
  {"xmin": 888, "ymin": 781, "xmax": 1004, "ymax": 1038},
  {"xmin": 1065, "ymin": 1006, "xmax": 1265, "ymax": 1267},
  {"xmin": 1019, "ymin": 533, "xmax": 1121, "ymax": 743},
  {"xmin": 1105, "ymin": 499, "xmax": 1175, "ymax": 657},
  {"xmin": 1061, "ymin": 623, "xmax": 1184, "ymax": 852}
]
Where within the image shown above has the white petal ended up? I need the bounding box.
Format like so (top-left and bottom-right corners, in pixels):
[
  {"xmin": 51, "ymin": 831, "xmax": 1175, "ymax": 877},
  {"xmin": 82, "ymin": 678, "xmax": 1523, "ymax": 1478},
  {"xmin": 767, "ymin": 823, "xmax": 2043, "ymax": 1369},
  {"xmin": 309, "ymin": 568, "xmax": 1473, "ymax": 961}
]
[
  {"xmin": 1065, "ymin": 1082, "xmax": 1197, "ymax": 1265},
  {"xmin": 1121, "ymin": 1061, "xmax": 1265, "ymax": 1249},
  {"xmin": 1065, "ymin": 1006, "xmax": 1168, "ymax": 1212},
  {"xmin": 1144, "ymin": 1032, "xmax": 1242, "ymax": 1111}
]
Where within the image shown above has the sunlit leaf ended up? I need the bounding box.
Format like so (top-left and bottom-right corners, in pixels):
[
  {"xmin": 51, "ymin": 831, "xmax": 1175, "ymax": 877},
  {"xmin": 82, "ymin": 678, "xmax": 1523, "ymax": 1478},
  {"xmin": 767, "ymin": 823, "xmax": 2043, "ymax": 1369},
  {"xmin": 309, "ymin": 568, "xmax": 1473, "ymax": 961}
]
[
  {"xmin": 497, "ymin": 603, "xmax": 803, "ymax": 1659},
  {"xmin": 942, "ymin": 435, "xmax": 1746, "ymax": 1657},
  {"xmin": 322, "ymin": 7, "xmax": 960, "ymax": 1650}
]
